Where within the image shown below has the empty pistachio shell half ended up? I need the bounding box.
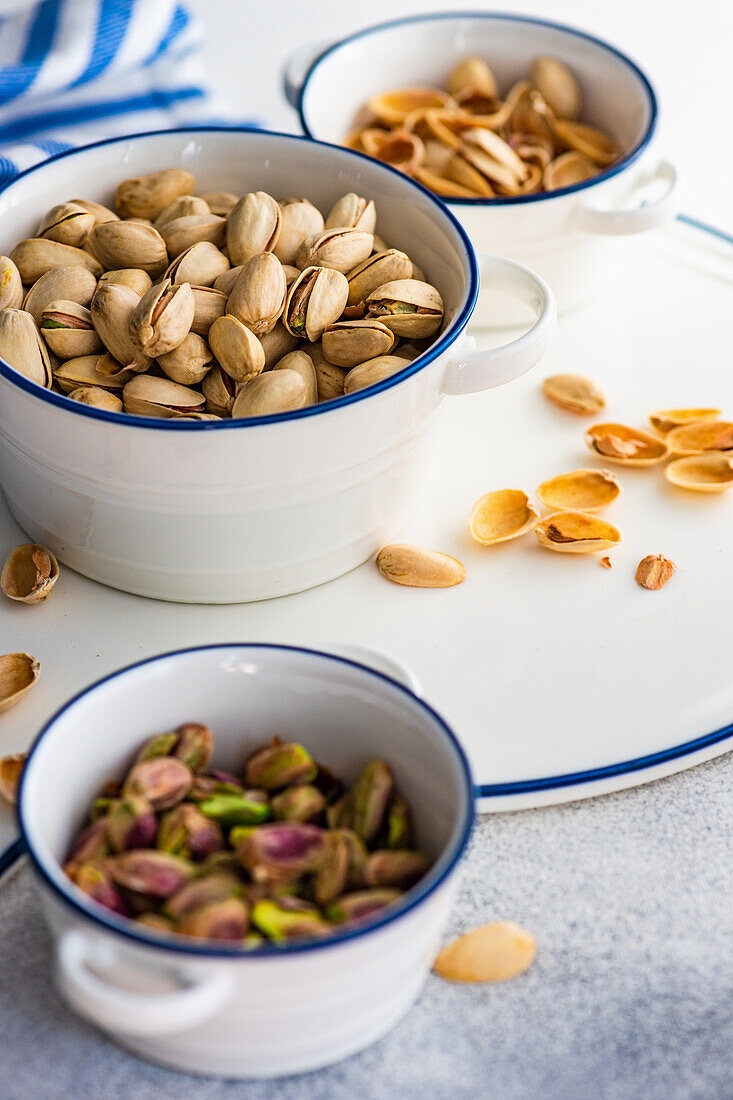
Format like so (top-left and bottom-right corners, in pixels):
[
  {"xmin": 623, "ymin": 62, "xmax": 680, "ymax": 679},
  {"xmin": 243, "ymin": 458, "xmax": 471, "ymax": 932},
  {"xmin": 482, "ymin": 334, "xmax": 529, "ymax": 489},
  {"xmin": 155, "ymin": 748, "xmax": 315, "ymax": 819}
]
[
  {"xmin": 2, "ymin": 544, "xmax": 59, "ymax": 604},
  {"xmin": 68, "ymin": 385, "xmax": 123, "ymax": 412},
  {"xmin": 531, "ymin": 56, "xmax": 581, "ymax": 119},
  {"xmin": 434, "ymin": 921, "xmax": 536, "ymax": 983},
  {"xmin": 209, "ymin": 314, "xmax": 265, "ymax": 384},
  {"xmin": 551, "ymin": 119, "xmax": 617, "ymax": 166},
  {"xmin": 535, "ymin": 510, "xmax": 622, "ymax": 553},
  {"xmin": 537, "ymin": 469, "xmax": 620, "ymax": 512},
  {"xmin": 542, "ymin": 373, "xmax": 605, "ymax": 414},
  {"xmin": 115, "ymin": 168, "xmax": 195, "ymax": 219},
  {"xmin": 54, "ymin": 354, "xmax": 132, "ymax": 393},
  {"xmin": 447, "ymin": 56, "xmax": 498, "ymax": 97},
  {"xmin": 648, "ymin": 408, "xmax": 721, "ymax": 434},
  {"xmin": 376, "ymin": 544, "xmax": 466, "ymax": 587},
  {"xmin": 543, "ymin": 151, "xmax": 596, "ymax": 191},
  {"xmin": 666, "ymin": 421, "xmax": 733, "ymax": 455},
  {"xmin": 343, "ymin": 354, "xmax": 411, "ymax": 395},
  {"xmin": 122, "ymin": 375, "xmax": 205, "ymax": 418},
  {"xmin": 0, "ymin": 753, "xmax": 26, "ymax": 803},
  {"xmin": 586, "ymin": 423, "xmax": 669, "ymax": 466},
  {"xmin": 368, "ymin": 87, "xmax": 453, "ymax": 127},
  {"xmin": 0, "ymin": 256, "xmax": 24, "ymax": 309},
  {"xmin": 0, "ymin": 653, "xmax": 40, "ymax": 713},
  {"xmin": 274, "ymin": 199, "xmax": 325, "ymax": 266},
  {"xmin": 366, "ymin": 279, "xmax": 444, "ymax": 339},
  {"xmin": 470, "ymin": 489, "xmax": 538, "ymax": 545},
  {"xmin": 10, "ymin": 238, "xmax": 102, "ymax": 284},
  {"xmin": 665, "ymin": 453, "xmax": 733, "ymax": 492},
  {"xmin": 232, "ymin": 369, "xmax": 308, "ymax": 418}
]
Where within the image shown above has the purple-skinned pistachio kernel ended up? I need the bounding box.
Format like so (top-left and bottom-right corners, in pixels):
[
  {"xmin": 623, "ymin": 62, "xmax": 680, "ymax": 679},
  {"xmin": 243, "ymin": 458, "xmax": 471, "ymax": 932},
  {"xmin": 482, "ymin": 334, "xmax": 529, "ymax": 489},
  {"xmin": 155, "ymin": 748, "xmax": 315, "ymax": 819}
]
[
  {"xmin": 313, "ymin": 831, "xmax": 350, "ymax": 906},
  {"xmin": 244, "ymin": 740, "xmax": 317, "ymax": 791},
  {"xmin": 363, "ymin": 850, "xmax": 429, "ymax": 889},
  {"xmin": 68, "ymin": 818, "xmax": 110, "ymax": 861},
  {"xmin": 122, "ymin": 756, "xmax": 192, "ymax": 811},
  {"xmin": 65, "ymin": 860, "xmax": 128, "ymax": 916},
  {"xmin": 177, "ymin": 897, "xmax": 249, "ymax": 940},
  {"xmin": 157, "ymin": 802, "xmax": 223, "ymax": 860},
  {"xmin": 172, "ymin": 723, "xmax": 214, "ymax": 773},
  {"xmin": 135, "ymin": 730, "xmax": 179, "ymax": 762},
  {"xmin": 163, "ymin": 871, "xmax": 243, "ymax": 920},
  {"xmin": 189, "ymin": 771, "xmax": 245, "ymax": 801},
  {"xmin": 107, "ymin": 796, "xmax": 157, "ymax": 852},
  {"xmin": 271, "ymin": 784, "xmax": 326, "ymax": 823},
  {"xmin": 351, "ymin": 759, "xmax": 393, "ymax": 843},
  {"xmin": 251, "ymin": 897, "xmax": 331, "ymax": 941},
  {"xmin": 108, "ymin": 850, "xmax": 194, "ymax": 898},
  {"xmin": 237, "ymin": 822, "xmax": 325, "ymax": 882},
  {"xmin": 326, "ymin": 888, "xmax": 402, "ymax": 924}
]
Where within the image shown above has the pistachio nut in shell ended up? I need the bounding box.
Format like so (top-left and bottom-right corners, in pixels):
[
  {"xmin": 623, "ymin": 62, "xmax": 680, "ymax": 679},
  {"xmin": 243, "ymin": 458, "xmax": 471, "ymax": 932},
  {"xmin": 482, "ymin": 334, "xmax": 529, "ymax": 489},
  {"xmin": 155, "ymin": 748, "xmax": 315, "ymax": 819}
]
[
  {"xmin": 366, "ymin": 279, "xmax": 444, "ymax": 338},
  {"xmin": 296, "ymin": 227, "xmax": 373, "ymax": 275},
  {"xmin": 37, "ymin": 201, "xmax": 95, "ymax": 247},
  {"xmin": 346, "ymin": 249, "xmax": 413, "ymax": 307},
  {"xmin": 157, "ymin": 331, "xmax": 213, "ymax": 385},
  {"xmin": 0, "ymin": 652, "xmax": 40, "ymax": 713},
  {"xmin": 664, "ymin": 453, "xmax": 733, "ymax": 493},
  {"xmin": 447, "ymin": 56, "xmax": 498, "ymax": 97},
  {"xmin": 122, "ymin": 756, "xmax": 192, "ymax": 810},
  {"xmin": 344, "ymin": 355, "xmax": 411, "ymax": 395},
  {"xmin": 0, "ymin": 256, "xmax": 24, "ymax": 309},
  {"xmin": 272, "ymin": 350, "xmax": 317, "ymax": 404},
  {"xmin": 325, "ymin": 193, "xmax": 377, "ymax": 233},
  {"xmin": 537, "ymin": 469, "xmax": 620, "ymax": 512},
  {"xmin": 648, "ymin": 408, "xmax": 721, "ymax": 434},
  {"xmin": 11, "ymin": 237, "xmax": 102, "ymax": 284},
  {"xmin": 165, "ymin": 241, "xmax": 229, "ymax": 287},
  {"xmin": 213, "ymin": 265, "xmax": 243, "ymax": 296},
  {"xmin": 160, "ymin": 213, "xmax": 226, "ymax": 257},
  {"xmin": 531, "ymin": 56, "xmax": 581, "ymax": 119},
  {"xmin": 68, "ymin": 385, "xmax": 123, "ymax": 412},
  {"xmin": 284, "ymin": 266, "xmax": 349, "ymax": 342},
  {"xmin": 129, "ymin": 279, "xmax": 194, "ymax": 357},
  {"xmin": 123, "ymin": 374, "xmax": 205, "ymax": 418},
  {"xmin": 201, "ymin": 363, "xmax": 236, "ymax": 416},
  {"xmin": 198, "ymin": 190, "xmax": 239, "ymax": 217},
  {"xmin": 23, "ymin": 264, "xmax": 98, "ymax": 325},
  {"xmin": 273, "ymin": 199, "xmax": 325, "ymax": 265},
  {"xmin": 97, "ymin": 268, "xmax": 151, "ymax": 298},
  {"xmin": 260, "ymin": 321, "xmax": 297, "ymax": 368},
  {"xmin": 227, "ymin": 191, "xmax": 282, "ymax": 266},
  {"xmin": 1, "ymin": 544, "xmax": 59, "ymax": 604},
  {"xmin": 190, "ymin": 285, "xmax": 227, "ymax": 336},
  {"xmin": 470, "ymin": 489, "xmax": 538, "ymax": 546},
  {"xmin": 90, "ymin": 282, "xmax": 152, "ymax": 370},
  {"xmin": 208, "ymin": 314, "xmax": 265, "ymax": 384},
  {"xmin": 40, "ymin": 300, "xmax": 102, "ymax": 359},
  {"xmin": 226, "ymin": 252, "xmax": 287, "ymax": 336},
  {"xmin": 586, "ymin": 423, "xmax": 669, "ymax": 466},
  {"xmin": 316, "ymin": 359, "xmax": 347, "ymax": 402},
  {"xmin": 0, "ymin": 753, "xmax": 26, "ymax": 802},
  {"xmin": 534, "ymin": 510, "xmax": 622, "ymax": 553},
  {"xmin": 0, "ymin": 308, "xmax": 52, "ymax": 387},
  {"xmin": 88, "ymin": 220, "xmax": 167, "ymax": 277},
  {"xmin": 542, "ymin": 373, "xmax": 606, "ymax": 415},
  {"xmin": 322, "ymin": 318, "xmax": 396, "ymax": 368},
  {"xmin": 115, "ymin": 168, "xmax": 196, "ymax": 219},
  {"xmin": 69, "ymin": 198, "xmax": 119, "ymax": 226},
  {"xmin": 666, "ymin": 421, "xmax": 733, "ymax": 455},
  {"xmin": 153, "ymin": 194, "xmax": 210, "ymax": 229},
  {"xmin": 54, "ymin": 353, "xmax": 133, "ymax": 393},
  {"xmin": 434, "ymin": 921, "xmax": 536, "ymax": 983},
  {"xmin": 232, "ymin": 368, "xmax": 307, "ymax": 418}
]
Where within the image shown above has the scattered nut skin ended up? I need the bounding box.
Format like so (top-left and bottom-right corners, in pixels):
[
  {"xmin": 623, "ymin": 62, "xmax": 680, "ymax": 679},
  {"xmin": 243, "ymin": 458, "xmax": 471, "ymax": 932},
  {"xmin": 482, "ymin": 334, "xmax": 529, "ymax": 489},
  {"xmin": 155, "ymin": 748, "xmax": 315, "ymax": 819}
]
[
  {"xmin": 376, "ymin": 544, "xmax": 466, "ymax": 588},
  {"xmin": 433, "ymin": 921, "xmax": 536, "ymax": 983},
  {"xmin": 1, "ymin": 543, "xmax": 59, "ymax": 604},
  {"xmin": 0, "ymin": 752, "xmax": 26, "ymax": 803},
  {"xmin": 600, "ymin": 556, "xmax": 612, "ymax": 570},
  {"xmin": 635, "ymin": 555, "xmax": 675, "ymax": 590},
  {"xmin": 542, "ymin": 374, "xmax": 606, "ymax": 415}
]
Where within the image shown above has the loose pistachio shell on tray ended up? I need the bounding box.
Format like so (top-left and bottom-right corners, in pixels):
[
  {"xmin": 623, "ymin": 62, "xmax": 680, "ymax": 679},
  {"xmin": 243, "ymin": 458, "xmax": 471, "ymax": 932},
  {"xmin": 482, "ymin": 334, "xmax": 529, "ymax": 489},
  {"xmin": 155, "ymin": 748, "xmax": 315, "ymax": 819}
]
[
  {"xmin": 2, "ymin": 543, "xmax": 59, "ymax": 604},
  {"xmin": 0, "ymin": 653, "xmax": 41, "ymax": 713},
  {"xmin": 665, "ymin": 421, "xmax": 733, "ymax": 455},
  {"xmin": 542, "ymin": 373, "xmax": 606, "ymax": 415},
  {"xmin": 664, "ymin": 453, "xmax": 733, "ymax": 492},
  {"xmin": 586, "ymin": 423, "xmax": 669, "ymax": 466},
  {"xmin": 534, "ymin": 510, "xmax": 622, "ymax": 553},
  {"xmin": 648, "ymin": 408, "xmax": 721, "ymax": 434},
  {"xmin": 0, "ymin": 753, "xmax": 26, "ymax": 803},
  {"xmin": 469, "ymin": 489, "xmax": 538, "ymax": 545},
  {"xmin": 536, "ymin": 469, "xmax": 620, "ymax": 512}
]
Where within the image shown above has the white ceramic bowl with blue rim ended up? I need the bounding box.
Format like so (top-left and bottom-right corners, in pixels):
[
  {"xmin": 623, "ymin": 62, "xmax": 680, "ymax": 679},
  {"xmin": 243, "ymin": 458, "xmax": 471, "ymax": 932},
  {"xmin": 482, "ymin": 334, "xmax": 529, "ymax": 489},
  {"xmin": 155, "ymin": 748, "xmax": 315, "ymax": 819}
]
[
  {"xmin": 18, "ymin": 643, "xmax": 474, "ymax": 1078},
  {"xmin": 0, "ymin": 127, "xmax": 555, "ymax": 603},
  {"xmin": 288, "ymin": 11, "xmax": 678, "ymax": 326}
]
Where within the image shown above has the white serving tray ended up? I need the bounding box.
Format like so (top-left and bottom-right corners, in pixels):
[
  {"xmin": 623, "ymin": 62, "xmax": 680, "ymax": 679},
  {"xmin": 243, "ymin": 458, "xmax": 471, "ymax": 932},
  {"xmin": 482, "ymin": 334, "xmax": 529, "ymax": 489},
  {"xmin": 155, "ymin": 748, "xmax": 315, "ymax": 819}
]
[{"xmin": 0, "ymin": 215, "xmax": 731, "ymax": 848}]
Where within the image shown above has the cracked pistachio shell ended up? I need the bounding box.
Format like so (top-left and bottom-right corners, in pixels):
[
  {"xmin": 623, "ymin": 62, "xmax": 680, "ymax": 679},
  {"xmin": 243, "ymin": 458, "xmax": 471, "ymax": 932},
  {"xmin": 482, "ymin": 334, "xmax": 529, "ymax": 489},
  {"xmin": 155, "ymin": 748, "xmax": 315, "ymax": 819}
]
[
  {"xmin": 123, "ymin": 756, "xmax": 193, "ymax": 810},
  {"xmin": 296, "ymin": 227, "xmax": 374, "ymax": 274},
  {"xmin": 89, "ymin": 220, "xmax": 167, "ymax": 276},
  {"xmin": 123, "ymin": 374, "xmax": 205, "ymax": 418},
  {"xmin": 284, "ymin": 266, "xmax": 349, "ymax": 342},
  {"xmin": 198, "ymin": 191, "xmax": 239, "ymax": 217},
  {"xmin": 98, "ymin": 268, "xmax": 152, "ymax": 297},
  {"xmin": 23, "ymin": 264, "xmax": 98, "ymax": 324},
  {"xmin": 664, "ymin": 453, "xmax": 733, "ymax": 493},
  {"xmin": 322, "ymin": 318, "xmax": 395, "ymax": 368},
  {"xmin": 666, "ymin": 421, "xmax": 733, "ymax": 455},
  {"xmin": 542, "ymin": 373, "xmax": 606, "ymax": 414},
  {"xmin": 165, "ymin": 241, "xmax": 230, "ymax": 287},
  {"xmin": 537, "ymin": 469, "xmax": 620, "ymax": 512},
  {"xmin": 0, "ymin": 256, "xmax": 24, "ymax": 309},
  {"xmin": 531, "ymin": 56, "xmax": 581, "ymax": 120},
  {"xmin": 470, "ymin": 489, "xmax": 539, "ymax": 545},
  {"xmin": 0, "ymin": 308, "xmax": 52, "ymax": 387},
  {"xmin": 10, "ymin": 238, "xmax": 102, "ymax": 284},
  {"xmin": 158, "ymin": 331, "xmax": 213, "ymax": 385},
  {"xmin": 0, "ymin": 653, "xmax": 40, "ymax": 713},
  {"xmin": 129, "ymin": 279, "xmax": 194, "ymax": 356},
  {"xmin": 259, "ymin": 321, "xmax": 297, "ymax": 368},
  {"xmin": 201, "ymin": 363, "xmax": 236, "ymax": 416},
  {"xmin": 363, "ymin": 849, "xmax": 429, "ymax": 889},
  {"xmin": 69, "ymin": 198, "xmax": 119, "ymax": 226},
  {"xmin": 366, "ymin": 279, "xmax": 444, "ymax": 338},
  {"xmin": 226, "ymin": 252, "xmax": 287, "ymax": 336},
  {"xmin": 40, "ymin": 299, "xmax": 102, "ymax": 358},
  {"xmin": 160, "ymin": 213, "xmax": 226, "ymax": 258},
  {"xmin": 232, "ymin": 369, "xmax": 308, "ymax": 418},
  {"xmin": 586, "ymin": 423, "xmax": 669, "ymax": 465},
  {"xmin": 227, "ymin": 191, "xmax": 282, "ymax": 266},
  {"xmin": 68, "ymin": 385, "xmax": 123, "ymax": 412},
  {"xmin": 346, "ymin": 249, "xmax": 413, "ymax": 307},
  {"xmin": 273, "ymin": 199, "xmax": 325, "ymax": 265},
  {"xmin": 190, "ymin": 285, "xmax": 227, "ymax": 336},
  {"xmin": 109, "ymin": 850, "xmax": 195, "ymax": 897},
  {"xmin": 91, "ymin": 283, "xmax": 152, "ymax": 370},
  {"xmin": 325, "ymin": 193, "xmax": 377, "ymax": 233},
  {"xmin": 153, "ymin": 195, "xmax": 210, "ymax": 229},
  {"xmin": 115, "ymin": 169, "xmax": 196, "ymax": 219},
  {"xmin": 434, "ymin": 921, "xmax": 536, "ymax": 983},
  {"xmin": 649, "ymin": 408, "xmax": 721, "ymax": 434},
  {"xmin": 447, "ymin": 56, "xmax": 498, "ymax": 97},
  {"xmin": 376, "ymin": 543, "xmax": 466, "ymax": 587},
  {"xmin": 551, "ymin": 119, "xmax": 617, "ymax": 166},
  {"xmin": 209, "ymin": 313, "xmax": 265, "ymax": 383},
  {"xmin": 54, "ymin": 353, "xmax": 133, "ymax": 393},
  {"xmin": 368, "ymin": 87, "xmax": 453, "ymax": 126},
  {"xmin": 272, "ymin": 350, "xmax": 317, "ymax": 404},
  {"xmin": 213, "ymin": 265, "xmax": 243, "ymax": 296},
  {"xmin": 535, "ymin": 510, "xmax": 622, "ymax": 553},
  {"xmin": 1, "ymin": 544, "xmax": 58, "ymax": 604},
  {"xmin": 543, "ymin": 151, "xmax": 595, "ymax": 191},
  {"xmin": 37, "ymin": 202, "xmax": 94, "ymax": 247},
  {"xmin": 343, "ymin": 354, "xmax": 410, "ymax": 395}
]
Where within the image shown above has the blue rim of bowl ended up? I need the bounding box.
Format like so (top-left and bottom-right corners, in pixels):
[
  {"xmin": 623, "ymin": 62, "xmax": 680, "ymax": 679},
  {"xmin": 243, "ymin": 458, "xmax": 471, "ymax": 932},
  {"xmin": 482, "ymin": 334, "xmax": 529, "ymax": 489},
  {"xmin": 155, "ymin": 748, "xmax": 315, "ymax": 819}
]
[
  {"xmin": 297, "ymin": 11, "xmax": 658, "ymax": 206},
  {"xmin": 0, "ymin": 126, "xmax": 478, "ymax": 431},
  {"xmin": 17, "ymin": 643, "xmax": 475, "ymax": 959}
]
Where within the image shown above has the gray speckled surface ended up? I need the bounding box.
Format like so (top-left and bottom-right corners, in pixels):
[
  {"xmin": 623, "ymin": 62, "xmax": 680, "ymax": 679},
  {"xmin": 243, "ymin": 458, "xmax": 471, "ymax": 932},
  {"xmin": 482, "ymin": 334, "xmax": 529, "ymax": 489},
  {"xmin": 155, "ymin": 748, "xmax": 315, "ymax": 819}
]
[{"xmin": 1, "ymin": 755, "xmax": 732, "ymax": 1100}]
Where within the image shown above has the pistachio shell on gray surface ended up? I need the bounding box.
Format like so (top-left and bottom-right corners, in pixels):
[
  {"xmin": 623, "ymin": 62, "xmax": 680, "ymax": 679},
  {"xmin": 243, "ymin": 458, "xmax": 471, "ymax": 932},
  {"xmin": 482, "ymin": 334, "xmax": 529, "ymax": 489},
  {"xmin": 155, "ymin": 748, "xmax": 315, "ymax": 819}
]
[
  {"xmin": 0, "ymin": 308, "xmax": 52, "ymax": 387},
  {"xmin": 226, "ymin": 252, "xmax": 287, "ymax": 336},
  {"xmin": 232, "ymin": 369, "xmax": 308, "ymax": 418},
  {"xmin": 227, "ymin": 191, "xmax": 282, "ymax": 266},
  {"xmin": 88, "ymin": 220, "xmax": 168, "ymax": 276},
  {"xmin": 208, "ymin": 313, "xmax": 265, "ymax": 383},
  {"xmin": 160, "ymin": 213, "xmax": 226, "ymax": 258},
  {"xmin": 1, "ymin": 543, "xmax": 59, "ymax": 604},
  {"xmin": 322, "ymin": 318, "xmax": 396, "ymax": 368},
  {"xmin": 98, "ymin": 268, "xmax": 152, "ymax": 297},
  {"xmin": 283, "ymin": 265, "xmax": 349, "ymax": 342},
  {"xmin": 165, "ymin": 241, "xmax": 229, "ymax": 287},
  {"xmin": 122, "ymin": 374, "xmax": 205, "ymax": 418},
  {"xmin": 0, "ymin": 652, "xmax": 40, "ymax": 713},
  {"xmin": 273, "ymin": 199, "xmax": 324, "ymax": 265},
  {"xmin": 129, "ymin": 279, "xmax": 195, "ymax": 357},
  {"xmin": 40, "ymin": 300, "xmax": 102, "ymax": 358},
  {"xmin": 272, "ymin": 349, "xmax": 317, "ymax": 404},
  {"xmin": 296, "ymin": 227, "xmax": 373, "ymax": 274},
  {"xmin": 10, "ymin": 238, "xmax": 102, "ymax": 284},
  {"xmin": 23, "ymin": 264, "xmax": 98, "ymax": 324},
  {"xmin": 36, "ymin": 202, "xmax": 95, "ymax": 247},
  {"xmin": 157, "ymin": 331, "xmax": 213, "ymax": 385},
  {"xmin": 115, "ymin": 168, "xmax": 196, "ymax": 219}
]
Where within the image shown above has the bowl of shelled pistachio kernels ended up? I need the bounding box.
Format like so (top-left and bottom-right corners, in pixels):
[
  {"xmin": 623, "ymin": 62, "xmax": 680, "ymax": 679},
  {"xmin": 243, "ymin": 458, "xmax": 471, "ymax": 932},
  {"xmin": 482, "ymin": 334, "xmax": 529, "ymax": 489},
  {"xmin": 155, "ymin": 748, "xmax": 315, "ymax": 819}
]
[
  {"xmin": 290, "ymin": 11, "xmax": 678, "ymax": 324},
  {"xmin": 19, "ymin": 643, "xmax": 474, "ymax": 1077},
  {"xmin": 0, "ymin": 127, "xmax": 554, "ymax": 603}
]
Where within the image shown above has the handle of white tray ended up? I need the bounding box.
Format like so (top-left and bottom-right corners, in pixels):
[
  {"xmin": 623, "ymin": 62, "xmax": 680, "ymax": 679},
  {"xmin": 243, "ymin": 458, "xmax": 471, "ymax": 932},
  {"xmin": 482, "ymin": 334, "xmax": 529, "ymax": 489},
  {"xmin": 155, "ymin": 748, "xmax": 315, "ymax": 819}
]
[{"xmin": 575, "ymin": 159, "xmax": 678, "ymax": 235}]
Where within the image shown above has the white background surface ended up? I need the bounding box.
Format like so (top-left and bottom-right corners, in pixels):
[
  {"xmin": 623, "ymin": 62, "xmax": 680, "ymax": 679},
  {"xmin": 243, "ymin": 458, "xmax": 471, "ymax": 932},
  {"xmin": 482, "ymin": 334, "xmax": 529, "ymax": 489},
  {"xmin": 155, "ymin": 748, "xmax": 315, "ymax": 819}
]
[{"xmin": 192, "ymin": 0, "xmax": 732, "ymax": 231}]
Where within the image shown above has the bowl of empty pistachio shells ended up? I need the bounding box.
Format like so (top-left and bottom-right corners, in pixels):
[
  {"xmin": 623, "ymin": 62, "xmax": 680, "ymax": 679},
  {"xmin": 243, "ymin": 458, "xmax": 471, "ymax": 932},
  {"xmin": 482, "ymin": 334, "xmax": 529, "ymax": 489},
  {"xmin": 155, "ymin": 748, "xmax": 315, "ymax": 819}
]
[
  {"xmin": 0, "ymin": 127, "xmax": 554, "ymax": 603},
  {"xmin": 288, "ymin": 12, "xmax": 677, "ymax": 324},
  {"xmin": 18, "ymin": 643, "xmax": 473, "ymax": 1076}
]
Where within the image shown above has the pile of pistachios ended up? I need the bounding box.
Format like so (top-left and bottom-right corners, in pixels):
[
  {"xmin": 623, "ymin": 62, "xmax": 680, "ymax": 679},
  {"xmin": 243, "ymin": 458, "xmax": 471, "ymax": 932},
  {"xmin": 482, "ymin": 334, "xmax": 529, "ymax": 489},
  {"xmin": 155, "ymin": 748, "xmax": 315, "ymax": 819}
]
[
  {"xmin": 63, "ymin": 724, "xmax": 430, "ymax": 945},
  {"xmin": 0, "ymin": 170, "xmax": 444, "ymax": 419}
]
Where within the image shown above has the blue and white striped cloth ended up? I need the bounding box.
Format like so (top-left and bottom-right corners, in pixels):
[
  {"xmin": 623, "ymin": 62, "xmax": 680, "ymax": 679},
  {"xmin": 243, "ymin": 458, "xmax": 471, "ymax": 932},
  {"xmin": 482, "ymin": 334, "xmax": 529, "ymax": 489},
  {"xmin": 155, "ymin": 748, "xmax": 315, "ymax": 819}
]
[{"xmin": 0, "ymin": 0, "xmax": 245, "ymax": 188}]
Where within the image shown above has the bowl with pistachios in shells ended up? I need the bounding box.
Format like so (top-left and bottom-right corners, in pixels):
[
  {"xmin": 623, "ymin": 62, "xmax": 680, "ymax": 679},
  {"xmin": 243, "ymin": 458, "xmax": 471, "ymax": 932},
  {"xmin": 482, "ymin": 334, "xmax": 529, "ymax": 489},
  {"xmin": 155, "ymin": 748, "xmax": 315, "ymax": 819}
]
[
  {"xmin": 289, "ymin": 12, "xmax": 677, "ymax": 324},
  {"xmin": 0, "ymin": 127, "xmax": 553, "ymax": 602}
]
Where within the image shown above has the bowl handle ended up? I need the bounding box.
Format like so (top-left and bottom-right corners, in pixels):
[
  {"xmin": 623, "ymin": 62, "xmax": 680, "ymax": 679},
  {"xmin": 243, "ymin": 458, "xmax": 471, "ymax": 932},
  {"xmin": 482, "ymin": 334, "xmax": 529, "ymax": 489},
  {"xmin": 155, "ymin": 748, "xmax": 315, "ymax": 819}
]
[
  {"xmin": 324, "ymin": 644, "xmax": 423, "ymax": 696},
  {"xmin": 282, "ymin": 41, "xmax": 331, "ymax": 109},
  {"xmin": 56, "ymin": 928, "xmax": 233, "ymax": 1038},
  {"xmin": 442, "ymin": 254, "xmax": 556, "ymax": 396},
  {"xmin": 575, "ymin": 160, "xmax": 678, "ymax": 235}
]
